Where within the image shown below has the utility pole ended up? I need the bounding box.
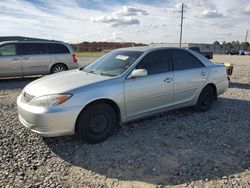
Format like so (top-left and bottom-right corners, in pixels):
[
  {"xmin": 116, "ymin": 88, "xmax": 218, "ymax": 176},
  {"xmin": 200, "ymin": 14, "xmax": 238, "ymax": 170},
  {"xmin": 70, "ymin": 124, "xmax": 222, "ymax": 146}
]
[
  {"xmin": 245, "ymin": 30, "xmax": 248, "ymax": 43},
  {"xmin": 179, "ymin": 3, "xmax": 184, "ymax": 48}
]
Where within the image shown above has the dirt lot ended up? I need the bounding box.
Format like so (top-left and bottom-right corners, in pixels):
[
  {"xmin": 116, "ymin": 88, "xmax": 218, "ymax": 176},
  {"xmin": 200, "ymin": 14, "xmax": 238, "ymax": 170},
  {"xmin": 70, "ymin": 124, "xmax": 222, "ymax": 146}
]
[{"xmin": 0, "ymin": 55, "xmax": 250, "ymax": 188}]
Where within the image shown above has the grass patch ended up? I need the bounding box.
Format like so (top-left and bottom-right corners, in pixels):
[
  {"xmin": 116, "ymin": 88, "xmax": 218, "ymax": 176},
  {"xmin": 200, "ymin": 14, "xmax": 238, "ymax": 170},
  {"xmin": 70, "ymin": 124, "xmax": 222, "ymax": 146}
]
[{"xmin": 77, "ymin": 52, "xmax": 105, "ymax": 57}]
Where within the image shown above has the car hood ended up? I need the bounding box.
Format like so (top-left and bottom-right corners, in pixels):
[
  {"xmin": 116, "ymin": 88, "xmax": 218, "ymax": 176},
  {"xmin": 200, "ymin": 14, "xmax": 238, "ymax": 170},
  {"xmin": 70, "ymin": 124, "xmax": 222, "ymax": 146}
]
[{"xmin": 24, "ymin": 70, "xmax": 112, "ymax": 97}]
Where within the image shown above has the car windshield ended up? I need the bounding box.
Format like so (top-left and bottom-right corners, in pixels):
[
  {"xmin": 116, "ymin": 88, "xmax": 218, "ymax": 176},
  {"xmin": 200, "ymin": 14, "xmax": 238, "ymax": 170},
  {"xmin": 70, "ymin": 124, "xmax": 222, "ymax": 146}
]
[{"xmin": 82, "ymin": 50, "xmax": 143, "ymax": 77}]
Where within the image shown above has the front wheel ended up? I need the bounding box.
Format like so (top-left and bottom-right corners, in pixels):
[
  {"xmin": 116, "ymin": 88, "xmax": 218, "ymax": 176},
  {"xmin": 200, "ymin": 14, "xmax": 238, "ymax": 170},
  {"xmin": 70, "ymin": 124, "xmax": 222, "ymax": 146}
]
[
  {"xmin": 195, "ymin": 86, "xmax": 215, "ymax": 112},
  {"xmin": 75, "ymin": 103, "xmax": 117, "ymax": 144}
]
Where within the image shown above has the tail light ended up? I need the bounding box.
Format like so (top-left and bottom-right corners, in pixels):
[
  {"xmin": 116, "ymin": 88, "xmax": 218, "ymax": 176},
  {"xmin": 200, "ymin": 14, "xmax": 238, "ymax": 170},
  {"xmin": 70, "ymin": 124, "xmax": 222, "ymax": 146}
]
[{"xmin": 72, "ymin": 54, "xmax": 78, "ymax": 63}]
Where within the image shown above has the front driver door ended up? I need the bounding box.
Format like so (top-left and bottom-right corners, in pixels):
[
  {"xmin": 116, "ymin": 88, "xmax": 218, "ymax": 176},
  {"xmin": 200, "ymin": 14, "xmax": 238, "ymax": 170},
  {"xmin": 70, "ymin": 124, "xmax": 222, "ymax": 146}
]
[
  {"xmin": 0, "ymin": 43, "xmax": 22, "ymax": 77},
  {"xmin": 124, "ymin": 50, "xmax": 174, "ymax": 119}
]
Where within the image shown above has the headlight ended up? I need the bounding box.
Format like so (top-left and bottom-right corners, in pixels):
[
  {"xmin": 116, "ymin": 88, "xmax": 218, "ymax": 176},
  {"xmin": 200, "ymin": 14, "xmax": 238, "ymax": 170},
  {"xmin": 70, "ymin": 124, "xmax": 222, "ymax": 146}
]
[{"xmin": 29, "ymin": 94, "xmax": 72, "ymax": 107}]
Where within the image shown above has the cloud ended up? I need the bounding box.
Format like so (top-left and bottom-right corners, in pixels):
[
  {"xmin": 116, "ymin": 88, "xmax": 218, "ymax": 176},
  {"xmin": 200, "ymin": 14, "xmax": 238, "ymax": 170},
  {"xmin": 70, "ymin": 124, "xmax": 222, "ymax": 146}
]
[
  {"xmin": 91, "ymin": 5, "xmax": 147, "ymax": 27},
  {"xmin": 165, "ymin": 3, "xmax": 188, "ymax": 13},
  {"xmin": 113, "ymin": 6, "xmax": 148, "ymax": 16},
  {"xmin": 102, "ymin": 36, "xmax": 124, "ymax": 42},
  {"xmin": 91, "ymin": 16, "xmax": 140, "ymax": 27},
  {"xmin": 211, "ymin": 22, "xmax": 233, "ymax": 29},
  {"xmin": 199, "ymin": 9, "xmax": 225, "ymax": 18},
  {"xmin": 239, "ymin": 4, "xmax": 250, "ymax": 15},
  {"xmin": 0, "ymin": 0, "xmax": 249, "ymax": 43},
  {"xmin": 143, "ymin": 23, "xmax": 167, "ymax": 28}
]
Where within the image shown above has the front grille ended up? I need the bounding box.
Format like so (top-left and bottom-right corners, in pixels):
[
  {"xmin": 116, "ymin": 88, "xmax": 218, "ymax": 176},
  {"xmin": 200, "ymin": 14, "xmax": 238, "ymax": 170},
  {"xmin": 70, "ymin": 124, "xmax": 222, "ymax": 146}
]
[{"xmin": 22, "ymin": 92, "xmax": 35, "ymax": 103}]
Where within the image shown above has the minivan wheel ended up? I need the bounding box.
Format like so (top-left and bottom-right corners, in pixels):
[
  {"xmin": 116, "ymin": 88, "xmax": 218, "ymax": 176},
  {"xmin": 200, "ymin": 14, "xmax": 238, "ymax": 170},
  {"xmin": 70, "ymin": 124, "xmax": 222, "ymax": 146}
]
[
  {"xmin": 51, "ymin": 64, "xmax": 67, "ymax": 73},
  {"xmin": 195, "ymin": 86, "xmax": 215, "ymax": 112},
  {"xmin": 75, "ymin": 103, "xmax": 117, "ymax": 144}
]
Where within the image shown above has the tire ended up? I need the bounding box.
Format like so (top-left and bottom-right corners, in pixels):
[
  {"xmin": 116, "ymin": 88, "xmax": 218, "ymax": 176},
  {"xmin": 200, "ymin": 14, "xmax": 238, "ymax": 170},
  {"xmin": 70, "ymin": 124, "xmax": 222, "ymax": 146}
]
[
  {"xmin": 75, "ymin": 103, "xmax": 117, "ymax": 144},
  {"xmin": 51, "ymin": 64, "xmax": 67, "ymax": 74},
  {"xmin": 195, "ymin": 86, "xmax": 215, "ymax": 112}
]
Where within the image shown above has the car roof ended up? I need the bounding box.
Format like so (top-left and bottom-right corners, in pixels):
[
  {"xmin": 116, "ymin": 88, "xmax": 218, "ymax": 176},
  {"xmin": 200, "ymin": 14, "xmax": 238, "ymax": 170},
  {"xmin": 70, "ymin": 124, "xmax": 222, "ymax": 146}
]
[
  {"xmin": 0, "ymin": 40, "xmax": 65, "ymax": 45},
  {"xmin": 115, "ymin": 46, "xmax": 185, "ymax": 52}
]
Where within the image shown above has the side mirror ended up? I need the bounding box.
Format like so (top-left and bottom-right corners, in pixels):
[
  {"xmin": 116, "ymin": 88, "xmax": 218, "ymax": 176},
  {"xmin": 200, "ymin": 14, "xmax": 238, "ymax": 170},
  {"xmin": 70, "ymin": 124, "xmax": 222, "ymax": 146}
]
[{"xmin": 129, "ymin": 69, "xmax": 148, "ymax": 79}]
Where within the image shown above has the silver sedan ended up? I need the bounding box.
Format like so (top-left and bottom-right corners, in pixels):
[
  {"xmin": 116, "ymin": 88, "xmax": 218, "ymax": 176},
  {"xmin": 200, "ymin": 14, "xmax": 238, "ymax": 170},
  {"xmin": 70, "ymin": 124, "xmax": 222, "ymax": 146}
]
[{"xmin": 17, "ymin": 47, "xmax": 229, "ymax": 143}]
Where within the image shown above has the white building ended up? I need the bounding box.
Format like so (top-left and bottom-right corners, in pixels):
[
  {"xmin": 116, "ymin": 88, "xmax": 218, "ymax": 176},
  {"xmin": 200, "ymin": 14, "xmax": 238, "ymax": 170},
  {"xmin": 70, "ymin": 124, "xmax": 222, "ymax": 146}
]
[{"xmin": 150, "ymin": 43, "xmax": 243, "ymax": 54}]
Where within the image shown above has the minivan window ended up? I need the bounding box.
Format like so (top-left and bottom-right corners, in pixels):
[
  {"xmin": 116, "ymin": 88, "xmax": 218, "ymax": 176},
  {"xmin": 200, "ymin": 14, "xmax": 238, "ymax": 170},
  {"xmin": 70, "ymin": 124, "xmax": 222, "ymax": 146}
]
[
  {"xmin": 48, "ymin": 44, "xmax": 70, "ymax": 54},
  {"xmin": 136, "ymin": 50, "xmax": 170, "ymax": 75},
  {"xmin": 0, "ymin": 44, "xmax": 16, "ymax": 56},
  {"xmin": 20, "ymin": 43, "xmax": 46, "ymax": 55},
  {"xmin": 170, "ymin": 49, "xmax": 204, "ymax": 71}
]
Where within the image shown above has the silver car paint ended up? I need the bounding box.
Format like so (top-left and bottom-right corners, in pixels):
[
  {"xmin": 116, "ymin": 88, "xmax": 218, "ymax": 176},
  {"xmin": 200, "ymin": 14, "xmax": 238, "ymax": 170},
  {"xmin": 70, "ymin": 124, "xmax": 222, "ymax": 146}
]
[
  {"xmin": 0, "ymin": 54, "xmax": 22, "ymax": 77},
  {"xmin": 21, "ymin": 53, "xmax": 51, "ymax": 75},
  {"xmin": 17, "ymin": 47, "xmax": 229, "ymax": 137},
  {"xmin": 0, "ymin": 41, "xmax": 79, "ymax": 77}
]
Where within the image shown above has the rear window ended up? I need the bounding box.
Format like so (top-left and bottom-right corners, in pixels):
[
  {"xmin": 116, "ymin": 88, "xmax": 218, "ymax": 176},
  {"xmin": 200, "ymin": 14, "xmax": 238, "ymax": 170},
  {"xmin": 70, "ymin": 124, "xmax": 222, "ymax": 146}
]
[
  {"xmin": 20, "ymin": 43, "xmax": 47, "ymax": 55},
  {"xmin": 48, "ymin": 43, "xmax": 70, "ymax": 54}
]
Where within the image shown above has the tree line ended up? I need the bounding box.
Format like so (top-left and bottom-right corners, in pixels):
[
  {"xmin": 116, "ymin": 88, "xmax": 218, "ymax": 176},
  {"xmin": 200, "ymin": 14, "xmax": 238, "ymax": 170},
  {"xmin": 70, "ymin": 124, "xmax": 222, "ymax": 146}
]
[{"xmin": 213, "ymin": 41, "xmax": 250, "ymax": 50}]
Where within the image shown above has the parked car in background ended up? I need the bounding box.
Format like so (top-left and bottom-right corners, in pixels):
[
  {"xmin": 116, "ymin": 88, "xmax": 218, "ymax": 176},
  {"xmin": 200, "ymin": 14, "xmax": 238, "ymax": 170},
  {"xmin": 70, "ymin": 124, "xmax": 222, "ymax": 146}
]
[
  {"xmin": 244, "ymin": 51, "xmax": 250, "ymax": 55},
  {"xmin": 239, "ymin": 50, "xmax": 245, "ymax": 55},
  {"xmin": 188, "ymin": 47, "xmax": 213, "ymax": 59},
  {"xmin": 226, "ymin": 50, "xmax": 239, "ymax": 55},
  {"xmin": 17, "ymin": 47, "xmax": 229, "ymax": 143},
  {"xmin": 0, "ymin": 41, "xmax": 79, "ymax": 78}
]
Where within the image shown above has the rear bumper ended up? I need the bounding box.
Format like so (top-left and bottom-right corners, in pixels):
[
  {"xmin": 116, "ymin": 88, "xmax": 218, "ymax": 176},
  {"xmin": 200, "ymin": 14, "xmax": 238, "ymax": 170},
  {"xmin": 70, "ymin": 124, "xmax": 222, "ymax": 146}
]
[
  {"xmin": 68, "ymin": 63, "xmax": 79, "ymax": 70},
  {"xmin": 217, "ymin": 79, "xmax": 229, "ymax": 96},
  {"xmin": 17, "ymin": 95, "xmax": 83, "ymax": 137}
]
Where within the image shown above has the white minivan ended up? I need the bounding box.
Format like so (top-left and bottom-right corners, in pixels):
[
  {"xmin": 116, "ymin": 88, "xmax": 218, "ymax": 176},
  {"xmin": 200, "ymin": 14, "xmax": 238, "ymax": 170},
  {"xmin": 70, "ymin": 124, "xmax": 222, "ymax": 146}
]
[{"xmin": 0, "ymin": 41, "xmax": 79, "ymax": 77}]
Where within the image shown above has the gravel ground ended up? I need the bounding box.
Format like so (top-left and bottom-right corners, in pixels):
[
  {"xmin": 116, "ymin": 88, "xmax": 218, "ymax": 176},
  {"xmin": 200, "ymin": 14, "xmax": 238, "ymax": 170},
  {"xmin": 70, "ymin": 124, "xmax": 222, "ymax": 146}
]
[{"xmin": 0, "ymin": 56, "xmax": 250, "ymax": 188}]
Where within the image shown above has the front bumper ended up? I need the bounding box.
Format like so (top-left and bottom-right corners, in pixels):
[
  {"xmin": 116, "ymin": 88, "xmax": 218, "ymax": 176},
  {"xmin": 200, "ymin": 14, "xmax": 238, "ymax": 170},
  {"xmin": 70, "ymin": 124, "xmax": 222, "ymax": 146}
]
[{"xmin": 17, "ymin": 94, "xmax": 83, "ymax": 137}]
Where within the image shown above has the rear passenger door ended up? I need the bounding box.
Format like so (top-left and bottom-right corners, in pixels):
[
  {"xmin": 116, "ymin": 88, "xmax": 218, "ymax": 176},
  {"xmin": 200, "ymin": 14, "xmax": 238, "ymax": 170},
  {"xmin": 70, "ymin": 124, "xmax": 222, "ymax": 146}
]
[
  {"xmin": 20, "ymin": 43, "xmax": 50, "ymax": 76},
  {"xmin": 0, "ymin": 43, "xmax": 22, "ymax": 77},
  {"xmin": 48, "ymin": 43, "xmax": 71, "ymax": 66},
  {"xmin": 169, "ymin": 49, "xmax": 208, "ymax": 104}
]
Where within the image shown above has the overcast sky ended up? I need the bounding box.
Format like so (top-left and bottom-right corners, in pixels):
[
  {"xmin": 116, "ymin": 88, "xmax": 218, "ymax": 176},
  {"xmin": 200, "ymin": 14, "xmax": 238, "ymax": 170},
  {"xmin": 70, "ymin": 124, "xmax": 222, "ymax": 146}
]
[{"xmin": 0, "ymin": 0, "xmax": 249, "ymax": 44}]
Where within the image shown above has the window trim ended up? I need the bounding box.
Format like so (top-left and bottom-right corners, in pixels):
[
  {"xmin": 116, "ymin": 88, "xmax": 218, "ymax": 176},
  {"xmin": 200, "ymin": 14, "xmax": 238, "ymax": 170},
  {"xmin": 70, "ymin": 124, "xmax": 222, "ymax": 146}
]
[
  {"xmin": 0, "ymin": 43, "xmax": 17, "ymax": 57},
  {"xmin": 169, "ymin": 49, "xmax": 205, "ymax": 71},
  {"xmin": 134, "ymin": 49, "xmax": 172, "ymax": 76}
]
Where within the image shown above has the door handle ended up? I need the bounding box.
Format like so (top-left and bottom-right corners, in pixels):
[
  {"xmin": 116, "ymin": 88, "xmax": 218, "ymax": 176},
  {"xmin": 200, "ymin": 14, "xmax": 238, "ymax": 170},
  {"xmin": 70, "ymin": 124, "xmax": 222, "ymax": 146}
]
[
  {"xmin": 200, "ymin": 71, "xmax": 206, "ymax": 76},
  {"xmin": 12, "ymin": 57, "xmax": 20, "ymax": 61},
  {"xmin": 22, "ymin": 57, "xmax": 29, "ymax": 60},
  {"xmin": 164, "ymin": 77, "xmax": 173, "ymax": 83}
]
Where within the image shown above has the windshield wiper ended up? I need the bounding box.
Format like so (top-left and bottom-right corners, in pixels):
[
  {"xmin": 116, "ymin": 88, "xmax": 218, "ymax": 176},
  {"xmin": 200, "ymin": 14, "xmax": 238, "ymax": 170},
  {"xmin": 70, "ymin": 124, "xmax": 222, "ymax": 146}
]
[
  {"xmin": 81, "ymin": 69, "xmax": 116, "ymax": 77},
  {"xmin": 84, "ymin": 70, "xmax": 98, "ymax": 75},
  {"xmin": 100, "ymin": 72, "xmax": 116, "ymax": 77}
]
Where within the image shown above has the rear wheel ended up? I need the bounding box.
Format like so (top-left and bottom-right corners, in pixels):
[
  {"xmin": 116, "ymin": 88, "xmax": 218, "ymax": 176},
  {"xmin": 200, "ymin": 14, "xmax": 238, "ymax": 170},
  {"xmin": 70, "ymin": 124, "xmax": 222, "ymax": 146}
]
[
  {"xmin": 75, "ymin": 103, "xmax": 117, "ymax": 143},
  {"xmin": 51, "ymin": 64, "xmax": 67, "ymax": 73},
  {"xmin": 195, "ymin": 86, "xmax": 215, "ymax": 112}
]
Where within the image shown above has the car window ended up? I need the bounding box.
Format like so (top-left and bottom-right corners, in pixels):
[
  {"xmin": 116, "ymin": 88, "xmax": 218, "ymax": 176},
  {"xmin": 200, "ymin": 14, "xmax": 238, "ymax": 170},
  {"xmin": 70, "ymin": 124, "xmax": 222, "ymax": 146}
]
[
  {"xmin": 84, "ymin": 51, "xmax": 143, "ymax": 77},
  {"xmin": 0, "ymin": 44, "xmax": 16, "ymax": 56},
  {"xmin": 136, "ymin": 50, "xmax": 170, "ymax": 75},
  {"xmin": 48, "ymin": 43, "xmax": 70, "ymax": 54},
  {"xmin": 20, "ymin": 43, "xmax": 47, "ymax": 55},
  {"xmin": 170, "ymin": 49, "xmax": 204, "ymax": 71}
]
